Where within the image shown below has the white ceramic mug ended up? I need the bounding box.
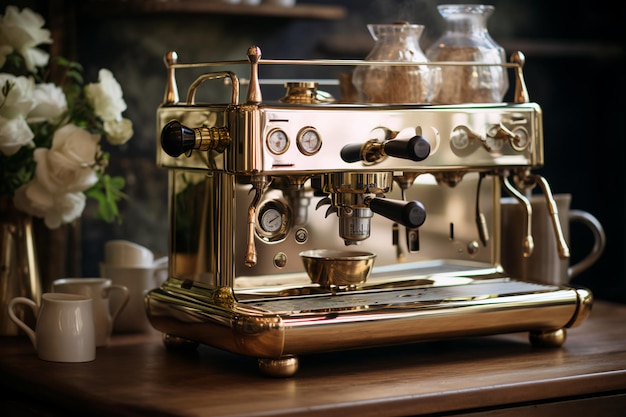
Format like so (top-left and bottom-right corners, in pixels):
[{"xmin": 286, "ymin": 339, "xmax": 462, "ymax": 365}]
[
  {"xmin": 104, "ymin": 240, "xmax": 154, "ymax": 268},
  {"xmin": 99, "ymin": 263, "xmax": 168, "ymax": 333},
  {"xmin": 52, "ymin": 278, "xmax": 129, "ymax": 347},
  {"xmin": 8, "ymin": 293, "xmax": 96, "ymax": 362},
  {"xmin": 500, "ymin": 194, "xmax": 606, "ymax": 285}
]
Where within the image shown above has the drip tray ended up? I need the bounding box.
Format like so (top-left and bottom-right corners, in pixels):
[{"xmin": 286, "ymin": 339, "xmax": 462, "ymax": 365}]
[{"xmin": 146, "ymin": 266, "xmax": 592, "ymax": 377}]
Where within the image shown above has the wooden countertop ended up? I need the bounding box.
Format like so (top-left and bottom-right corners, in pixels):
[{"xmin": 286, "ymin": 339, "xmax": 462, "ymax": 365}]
[{"xmin": 1, "ymin": 300, "xmax": 626, "ymax": 416}]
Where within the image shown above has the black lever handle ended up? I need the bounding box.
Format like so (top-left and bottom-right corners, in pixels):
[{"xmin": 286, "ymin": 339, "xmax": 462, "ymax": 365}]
[
  {"xmin": 369, "ymin": 198, "xmax": 426, "ymax": 229},
  {"xmin": 340, "ymin": 143, "xmax": 363, "ymax": 163},
  {"xmin": 161, "ymin": 120, "xmax": 196, "ymax": 157},
  {"xmin": 383, "ymin": 135, "xmax": 430, "ymax": 162},
  {"xmin": 340, "ymin": 135, "xmax": 431, "ymax": 164}
]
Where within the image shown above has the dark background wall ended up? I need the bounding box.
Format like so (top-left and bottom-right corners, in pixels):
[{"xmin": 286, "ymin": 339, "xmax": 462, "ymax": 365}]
[{"xmin": 10, "ymin": 0, "xmax": 625, "ymax": 302}]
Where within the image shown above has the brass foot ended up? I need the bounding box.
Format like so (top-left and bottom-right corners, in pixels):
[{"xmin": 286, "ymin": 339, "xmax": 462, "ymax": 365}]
[
  {"xmin": 258, "ymin": 355, "xmax": 299, "ymax": 378},
  {"xmin": 162, "ymin": 333, "xmax": 199, "ymax": 350},
  {"xmin": 529, "ymin": 328, "xmax": 567, "ymax": 347}
]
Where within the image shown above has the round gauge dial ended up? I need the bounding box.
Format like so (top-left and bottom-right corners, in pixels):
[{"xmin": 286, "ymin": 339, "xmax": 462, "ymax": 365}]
[
  {"xmin": 267, "ymin": 129, "xmax": 289, "ymax": 155},
  {"xmin": 260, "ymin": 208, "xmax": 283, "ymax": 233},
  {"xmin": 297, "ymin": 127, "xmax": 322, "ymax": 155},
  {"xmin": 256, "ymin": 200, "xmax": 292, "ymax": 242}
]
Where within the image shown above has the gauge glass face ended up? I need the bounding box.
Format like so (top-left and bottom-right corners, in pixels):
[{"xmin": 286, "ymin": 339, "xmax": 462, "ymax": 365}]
[
  {"xmin": 297, "ymin": 127, "xmax": 322, "ymax": 155},
  {"xmin": 256, "ymin": 200, "xmax": 292, "ymax": 243},
  {"xmin": 267, "ymin": 129, "xmax": 289, "ymax": 155},
  {"xmin": 260, "ymin": 208, "xmax": 283, "ymax": 233}
]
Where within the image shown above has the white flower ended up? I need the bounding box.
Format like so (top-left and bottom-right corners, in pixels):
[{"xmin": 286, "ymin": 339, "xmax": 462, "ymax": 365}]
[
  {"xmin": 27, "ymin": 82, "xmax": 68, "ymax": 123},
  {"xmin": 103, "ymin": 117, "xmax": 133, "ymax": 145},
  {"xmin": 0, "ymin": 114, "xmax": 34, "ymax": 155},
  {"xmin": 0, "ymin": 73, "xmax": 36, "ymax": 119},
  {"xmin": 0, "ymin": 6, "xmax": 52, "ymax": 72},
  {"xmin": 85, "ymin": 68, "xmax": 127, "ymax": 122},
  {"xmin": 14, "ymin": 180, "xmax": 86, "ymax": 229},
  {"xmin": 33, "ymin": 124, "xmax": 100, "ymax": 194}
]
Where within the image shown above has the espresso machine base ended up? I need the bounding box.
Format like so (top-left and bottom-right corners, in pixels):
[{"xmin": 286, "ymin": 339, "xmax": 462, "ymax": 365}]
[{"xmin": 146, "ymin": 268, "xmax": 592, "ymax": 377}]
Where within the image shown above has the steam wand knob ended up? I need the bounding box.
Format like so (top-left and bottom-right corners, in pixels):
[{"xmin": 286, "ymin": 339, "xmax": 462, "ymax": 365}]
[{"xmin": 161, "ymin": 120, "xmax": 230, "ymax": 157}]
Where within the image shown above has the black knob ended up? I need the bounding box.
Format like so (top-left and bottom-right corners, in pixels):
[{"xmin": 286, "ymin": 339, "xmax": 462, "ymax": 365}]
[
  {"xmin": 384, "ymin": 135, "xmax": 430, "ymax": 162},
  {"xmin": 340, "ymin": 143, "xmax": 364, "ymax": 163},
  {"xmin": 161, "ymin": 120, "xmax": 196, "ymax": 157},
  {"xmin": 369, "ymin": 198, "xmax": 426, "ymax": 228}
]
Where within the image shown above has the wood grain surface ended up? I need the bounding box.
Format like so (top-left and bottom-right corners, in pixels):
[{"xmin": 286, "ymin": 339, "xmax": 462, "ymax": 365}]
[{"xmin": 1, "ymin": 301, "xmax": 625, "ymax": 417}]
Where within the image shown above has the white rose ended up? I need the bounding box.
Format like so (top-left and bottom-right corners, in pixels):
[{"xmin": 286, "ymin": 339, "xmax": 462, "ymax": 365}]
[
  {"xmin": 27, "ymin": 82, "xmax": 68, "ymax": 123},
  {"xmin": 104, "ymin": 117, "xmax": 133, "ymax": 145},
  {"xmin": 0, "ymin": 73, "xmax": 36, "ymax": 119},
  {"xmin": 14, "ymin": 180, "xmax": 86, "ymax": 229},
  {"xmin": 85, "ymin": 68, "xmax": 127, "ymax": 121},
  {"xmin": 0, "ymin": 114, "xmax": 34, "ymax": 155},
  {"xmin": 0, "ymin": 6, "xmax": 52, "ymax": 72},
  {"xmin": 33, "ymin": 124, "xmax": 100, "ymax": 194}
]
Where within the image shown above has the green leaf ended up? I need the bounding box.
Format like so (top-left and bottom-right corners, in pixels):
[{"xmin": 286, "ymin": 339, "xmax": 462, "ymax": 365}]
[{"xmin": 84, "ymin": 174, "xmax": 128, "ymax": 223}]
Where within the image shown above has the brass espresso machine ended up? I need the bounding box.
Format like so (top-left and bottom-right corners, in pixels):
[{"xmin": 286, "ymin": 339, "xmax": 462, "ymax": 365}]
[{"xmin": 146, "ymin": 46, "xmax": 592, "ymax": 377}]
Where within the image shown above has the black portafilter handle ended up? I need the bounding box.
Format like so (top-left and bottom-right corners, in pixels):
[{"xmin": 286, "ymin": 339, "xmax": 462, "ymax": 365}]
[
  {"xmin": 161, "ymin": 120, "xmax": 195, "ymax": 157},
  {"xmin": 340, "ymin": 135, "xmax": 431, "ymax": 163},
  {"xmin": 369, "ymin": 198, "xmax": 426, "ymax": 229}
]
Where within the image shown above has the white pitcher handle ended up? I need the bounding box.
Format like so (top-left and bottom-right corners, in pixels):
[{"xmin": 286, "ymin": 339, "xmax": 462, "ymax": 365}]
[
  {"xmin": 105, "ymin": 285, "xmax": 130, "ymax": 323},
  {"xmin": 8, "ymin": 297, "xmax": 39, "ymax": 348},
  {"xmin": 568, "ymin": 210, "xmax": 606, "ymax": 279}
]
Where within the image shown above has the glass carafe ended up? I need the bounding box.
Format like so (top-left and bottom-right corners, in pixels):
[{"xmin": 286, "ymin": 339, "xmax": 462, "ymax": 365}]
[
  {"xmin": 425, "ymin": 4, "xmax": 508, "ymax": 104},
  {"xmin": 352, "ymin": 22, "xmax": 441, "ymax": 104}
]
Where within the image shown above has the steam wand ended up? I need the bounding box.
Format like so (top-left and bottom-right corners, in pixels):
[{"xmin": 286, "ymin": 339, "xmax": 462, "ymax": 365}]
[
  {"xmin": 244, "ymin": 176, "xmax": 269, "ymax": 267},
  {"xmin": 528, "ymin": 174, "xmax": 570, "ymax": 260},
  {"xmin": 475, "ymin": 172, "xmax": 489, "ymax": 247},
  {"xmin": 501, "ymin": 173, "xmax": 534, "ymax": 257}
]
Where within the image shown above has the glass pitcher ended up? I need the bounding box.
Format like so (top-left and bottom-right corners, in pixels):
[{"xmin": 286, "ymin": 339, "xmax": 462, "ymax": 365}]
[
  {"xmin": 352, "ymin": 22, "xmax": 441, "ymax": 104},
  {"xmin": 425, "ymin": 4, "xmax": 508, "ymax": 104}
]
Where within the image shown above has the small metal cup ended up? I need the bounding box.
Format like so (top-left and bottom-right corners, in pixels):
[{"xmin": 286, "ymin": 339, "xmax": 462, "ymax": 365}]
[{"xmin": 299, "ymin": 249, "xmax": 376, "ymax": 289}]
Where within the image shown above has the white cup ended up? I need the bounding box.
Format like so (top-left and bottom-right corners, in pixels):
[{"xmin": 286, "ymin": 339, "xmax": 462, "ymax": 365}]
[
  {"xmin": 104, "ymin": 240, "xmax": 154, "ymax": 268},
  {"xmin": 52, "ymin": 278, "xmax": 129, "ymax": 347},
  {"xmin": 8, "ymin": 293, "xmax": 96, "ymax": 362},
  {"xmin": 99, "ymin": 263, "xmax": 168, "ymax": 333}
]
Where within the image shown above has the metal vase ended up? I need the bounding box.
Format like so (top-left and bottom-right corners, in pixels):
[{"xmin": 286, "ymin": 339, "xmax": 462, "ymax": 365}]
[{"xmin": 0, "ymin": 198, "xmax": 42, "ymax": 336}]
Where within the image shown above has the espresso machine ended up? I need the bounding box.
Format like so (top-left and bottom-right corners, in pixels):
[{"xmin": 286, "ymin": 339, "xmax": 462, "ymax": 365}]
[{"xmin": 146, "ymin": 45, "xmax": 592, "ymax": 377}]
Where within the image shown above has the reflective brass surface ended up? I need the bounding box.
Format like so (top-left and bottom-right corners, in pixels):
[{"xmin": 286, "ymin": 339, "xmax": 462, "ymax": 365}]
[
  {"xmin": 299, "ymin": 249, "xmax": 376, "ymax": 288},
  {"xmin": 148, "ymin": 47, "xmax": 592, "ymax": 376}
]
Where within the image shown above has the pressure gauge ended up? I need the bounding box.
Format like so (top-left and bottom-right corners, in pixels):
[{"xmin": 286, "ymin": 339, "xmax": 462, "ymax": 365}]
[
  {"xmin": 256, "ymin": 199, "xmax": 292, "ymax": 242},
  {"xmin": 267, "ymin": 128, "xmax": 289, "ymax": 155},
  {"xmin": 260, "ymin": 208, "xmax": 283, "ymax": 233},
  {"xmin": 297, "ymin": 127, "xmax": 322, "ymax": 155}
]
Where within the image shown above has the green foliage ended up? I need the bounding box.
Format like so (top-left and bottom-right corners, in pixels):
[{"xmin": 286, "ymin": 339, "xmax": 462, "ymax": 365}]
[{"xmin": 84, "ymin": 173, "xmax": 127, "ymax": 224}]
